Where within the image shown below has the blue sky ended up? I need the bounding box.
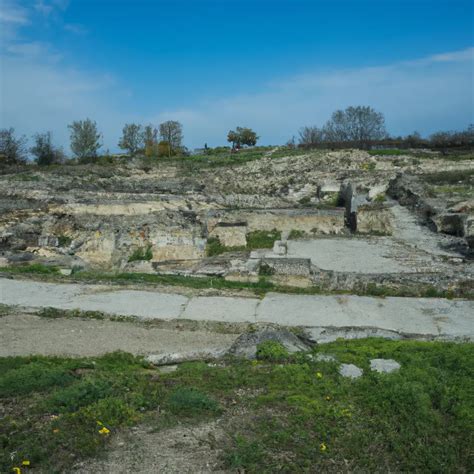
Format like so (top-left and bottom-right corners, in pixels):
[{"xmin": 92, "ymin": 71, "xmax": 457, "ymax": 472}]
[{"xmin": 0, "ymin": 0, "xmax": 473, "ymax": 152}]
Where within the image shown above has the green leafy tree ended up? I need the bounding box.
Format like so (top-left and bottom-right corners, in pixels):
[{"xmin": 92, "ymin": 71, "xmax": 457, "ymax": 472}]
[
  {"xmin": 237, "ymin": 127, "xmax": 259, "ymax": 147},
  {"xmin": 118, "ymin": 123, "xmax": 144, "ymax": 156},
  {"xmin": 0, "ymin": 128, "xmax": 28, "ymax": 164},
  {"xmin": 68, "ymin": 119, "xmax": 102, "ymax": 160},
  {"xmin": 227, "ymin": 130, "xmax": 240, "ymax": 149},
  {"xmin": 227, "ymin": 127, "xmax": 259, "ymax": 149},
  {"xmin": 30, "ymin": 131, "xmax": 64, "ymax": 165}
]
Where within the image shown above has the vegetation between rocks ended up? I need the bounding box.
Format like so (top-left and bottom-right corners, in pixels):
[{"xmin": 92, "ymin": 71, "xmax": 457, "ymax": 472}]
[
  {"xmin": 0, "ymin": 339, "xmax": 472, "ymax": 473},
  {"xmin": 0, "ymin": 265, "xmax": 472, "ymax": 299},
  {"xmin": 206, "ymin": 230, "xmax": 281, "ymax": 256}
]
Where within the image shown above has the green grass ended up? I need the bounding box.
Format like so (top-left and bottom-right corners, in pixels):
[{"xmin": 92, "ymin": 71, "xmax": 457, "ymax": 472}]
[
  {"xmin": 246, "ymin": 230, "xmax": 281, "ymax": 249},
  {"xmin": 206, "ymin": 236, "xmax": 245, "ymax": 257},
  {"xmin": 1, "ymin": 340, "xmax": 473, "ymax": 472},
  {"xmin": 128, "ymin": 244, "xmax": 153, "ymax": 262},
  {"xmin": 76, "ymin": 270, "xmax": 276, "ymax": 295},
  {"xmin": 429, "ymin": 184, "xmax": 473, "ymax": 197},
  {"xmin": 167, "ymin": 387, "xmax": 221, "ymax": 416},
  {"xmin": 9, "ymin": 173, "xmax": 41, "ymax": 181},
  {"xmin": 1, "ymin": 264, "xmax": 472, "ymax": 299},
  {"xmin": 206, "ymin": 230, "xmax": 281, "ymax": 256},
  {"xmin": 256, "ymin": 341, "xmax": 290, "ymax": 362},
  {"xmin": 423, "ymin": 169, "xmax": 474, "ymax": 185},
  {"xmin": 368, "ymin": 149, "xmax": 407, "ymax": 156},
  {"xmin": 0, "ymin": 263, "xmax": 60, "ymax": 275},
  {"xmin": 288, "ymin": 229, "xmax": 306, "ymax": 240},
  {"xmin": 57, "ymin": 235, "xmax": 72, "ymax": 247},
  {"xmin": 158, "ymin": 147, "xmax": 272, "ymax": 172},
  {"xmin": 373, "ymin": 193, "xmax": 386, "ymax": 203}
]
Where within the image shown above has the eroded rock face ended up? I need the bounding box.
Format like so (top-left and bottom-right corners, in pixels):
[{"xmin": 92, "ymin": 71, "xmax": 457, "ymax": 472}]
[
  {"xmin": 356, "ymin": 205, "xmax": 394, "ymax": 235},
  {"xmin": 0, "ymin": 150, "xmax": 472, "ymax": 291}
]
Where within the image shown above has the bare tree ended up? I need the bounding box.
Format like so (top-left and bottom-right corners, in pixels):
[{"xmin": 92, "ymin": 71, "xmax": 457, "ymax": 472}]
[
  {"xmin": 159, "ymin": 120, "xmax": 183, "ymax": 158},
  {"xmin": 68, "ymin": 119, "xmax": 102, "ymax": 161},
  {"xmin": 0, "ymin": 128, "xmax": 28, "ymax": 164},
  {"xmin": 118, "ymin": 123, "xmax": 144, "ymax": 156},
  {"xmin": 298, "ymin": 126, "xmax": 323, "ymax": 146},
  {"xmin": 30, "ymin": 131, "xmax": 64, "ymax": 165},
  {"xmin": 323, "ymin": 106, "xmax": 387, "ymax": 148}
]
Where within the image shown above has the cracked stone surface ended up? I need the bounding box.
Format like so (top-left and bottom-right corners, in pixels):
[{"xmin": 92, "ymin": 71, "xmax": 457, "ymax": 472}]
[{"xmin": 1, "ymin": 278, "xmax": 473, "ymax": 345}]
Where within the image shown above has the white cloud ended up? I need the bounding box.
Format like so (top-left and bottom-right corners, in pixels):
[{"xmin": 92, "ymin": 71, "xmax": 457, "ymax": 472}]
[
  {"xmin": 64, "ymin": 23, "xmax": 87, "ymax": 35},
  {"xmin": 0, "ymin": 49, "xmax": 129, "ymax": 153},
  {"xmin": 429, "ymin": 47, "xmax": 474, "ymax": 63},
  {"xmin": 150, "ymin": 47, "xmax": 474, "ymax": 147},
  {"xmin": 0, "ymin": 0, "xmax": 29, "ymax": 25},
  {"xmin": 34, "ymin": 1, "xmax": 54, "ymax": 17},
  {"xmin": 0, "ymin": 26, "xmax": 472, "ymax": 153}
]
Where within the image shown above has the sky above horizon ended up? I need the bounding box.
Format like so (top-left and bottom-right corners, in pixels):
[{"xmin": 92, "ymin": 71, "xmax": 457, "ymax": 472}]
[{"xmin": 0, "ymin": 0, "xmax": 473, "ymax": 152}]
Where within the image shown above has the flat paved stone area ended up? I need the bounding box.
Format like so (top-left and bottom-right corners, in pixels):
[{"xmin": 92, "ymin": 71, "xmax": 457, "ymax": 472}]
[
  {"xmin": 287, "ymin": 238, "xmax": 413, "ymax": 273},
  {"xmin": 1, "ymin": 278, "xmax": 473, "ymax": 343}
]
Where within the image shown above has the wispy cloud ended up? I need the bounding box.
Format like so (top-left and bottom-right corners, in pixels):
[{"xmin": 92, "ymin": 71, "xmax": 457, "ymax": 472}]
[
  {"xmin": 150, "ymin": 47, "xmax": 474, "ymax": 147},
  {"xmin": 64, "ymin": 23, "xmax": 87, "ymax": 35},
  {"xmin": 0, "ymin": 0, "xmax": 29, "ymax": 25},
  {"xmin": 429, "ymin": 47, "xmax": 474, "ymax": 63},
  {"xmin": 0, "ymin": 0, "xmax": 472, "ymax": 154},
  {"xmin": 34, "ymin": 0, "xmax": 69, "ymax": 17}
]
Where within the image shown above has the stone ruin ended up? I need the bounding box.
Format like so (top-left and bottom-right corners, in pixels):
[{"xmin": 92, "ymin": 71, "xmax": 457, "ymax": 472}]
[{"xmin": 0, "ymin": 148, "xmax": 472, "ymax": 296}]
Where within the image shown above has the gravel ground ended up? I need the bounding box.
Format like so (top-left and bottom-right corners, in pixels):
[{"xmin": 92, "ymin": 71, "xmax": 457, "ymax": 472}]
[{"xmin": 0, "ymin": 312, "xmax": 238, "ymax": 357}]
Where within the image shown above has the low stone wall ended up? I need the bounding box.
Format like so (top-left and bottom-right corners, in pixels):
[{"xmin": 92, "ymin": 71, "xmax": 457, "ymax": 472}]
[
  {"xmin": 261, "ymin": 257, "xmax": 311, "ymax": 276},
  {"xmin": 207, "ymin": 208, "xmax": 345, "ymax": 236},
  {"xmin": 208, "ymin": 223, "xmax": 247, "ymax": 247},
  {"xmin": 312, "ymin": 267, "xmax": 472, "ymax": 295}
]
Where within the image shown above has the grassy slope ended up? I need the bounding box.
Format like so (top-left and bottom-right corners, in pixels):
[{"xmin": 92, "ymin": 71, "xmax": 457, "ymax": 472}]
[{"xmin": 1, "ymin": 339, "xmax": 473, "ymax": 473}]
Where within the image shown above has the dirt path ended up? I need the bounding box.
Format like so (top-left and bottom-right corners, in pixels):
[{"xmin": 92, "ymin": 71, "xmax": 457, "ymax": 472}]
[
  {"xmin": 73, "ymin": 420, "xmax": 229, "ymax": 473},
  {"xmin": 0, "ymin": 312, "xmax": 237, "ymax": 357}
]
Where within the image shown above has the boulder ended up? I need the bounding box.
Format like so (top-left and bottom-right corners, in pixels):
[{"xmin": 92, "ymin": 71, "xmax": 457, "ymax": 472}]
[
  {"xmin": 227, "ymin": 327, "xmax": 311, "ymax": 359},
  {"xmin": 433, "ymin": 212, "xmax": 466, "ymax": 237},
  {"xmin": 339, "ymin": 363, "xmax": 363, "ymax": 379},
  {"xmin": 370, "ymin": 358, "xmax": 401, "ymax": 374}
]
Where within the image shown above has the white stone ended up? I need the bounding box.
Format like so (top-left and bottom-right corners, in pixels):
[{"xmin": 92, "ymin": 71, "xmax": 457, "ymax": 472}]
[
  {"xmin": 339, "ymin": 363, "xmax": 363, "ymax": 379},
  {"xmin": 272, "ymin": 240, "xmax": 287, "ymax": 255},
  {"xmin": 314, "ymin": 353, "xmax": 337, "ymax": 362},
  {"xmin": 370, "ymin": 358, "xmax": 401, "ymax": 373}
]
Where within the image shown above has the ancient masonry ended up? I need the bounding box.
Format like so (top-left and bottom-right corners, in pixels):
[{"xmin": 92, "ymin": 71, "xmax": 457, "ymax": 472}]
[{"xmin": 0, "ymin": 149, "xmax": 472, "ymax": 294}]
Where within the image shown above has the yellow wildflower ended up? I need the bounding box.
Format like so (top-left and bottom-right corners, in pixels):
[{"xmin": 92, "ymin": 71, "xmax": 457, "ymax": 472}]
[
  {"xmin": 320, "ymin": 442, "xmax": 327, "ymax": 452},
  {"xmin": 316, "ymin": 372, "xmax": 323, "ymax": 379},
  {"xmin": 98, "ymin": 426, "xmax": 110, "ymax": 435},
  {"xmin": 12, "ymin": 468, "xmax": 21, "ymax": 474},
  {"xmin": 21, "ymin": 461, "xmax": 30, "ymax": 466},
  {"xmin": 325, "ymin": 395, "xmax": 331, "ymax": 401}
]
